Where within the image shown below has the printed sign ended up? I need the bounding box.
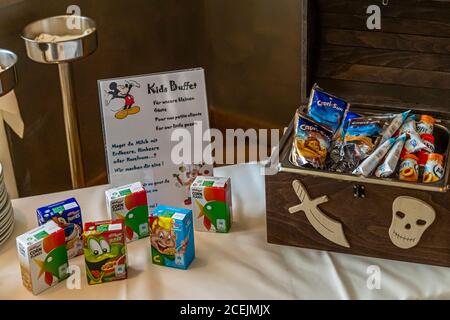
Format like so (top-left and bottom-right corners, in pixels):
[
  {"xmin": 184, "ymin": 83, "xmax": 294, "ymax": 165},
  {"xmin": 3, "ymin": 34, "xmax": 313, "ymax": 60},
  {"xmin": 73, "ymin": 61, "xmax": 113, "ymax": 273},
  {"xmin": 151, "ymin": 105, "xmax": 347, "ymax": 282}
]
[{"xmin": 98, "ymin": 68, "xmax": 213, "ymax": 209}]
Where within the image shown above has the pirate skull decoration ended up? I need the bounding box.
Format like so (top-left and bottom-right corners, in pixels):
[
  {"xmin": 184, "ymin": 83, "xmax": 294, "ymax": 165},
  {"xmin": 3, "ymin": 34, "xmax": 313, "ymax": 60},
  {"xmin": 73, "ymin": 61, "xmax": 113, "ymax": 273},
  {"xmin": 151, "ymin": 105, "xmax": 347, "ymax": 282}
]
[{"xmin": 389, "ymin": 196, "xmax": 435, "ymax": 249}]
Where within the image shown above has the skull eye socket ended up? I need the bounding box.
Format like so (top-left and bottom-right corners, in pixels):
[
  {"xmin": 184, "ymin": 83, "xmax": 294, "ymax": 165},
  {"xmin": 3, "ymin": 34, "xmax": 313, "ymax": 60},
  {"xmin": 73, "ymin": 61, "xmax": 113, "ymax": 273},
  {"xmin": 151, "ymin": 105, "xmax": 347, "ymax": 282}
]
[
  {"xmin": 416, "ymin": 219, "xmax": 427, "ymax": 226},
  {"xmin": 395, "ymin": 211, "xmax": 406, "ymax": 219}
]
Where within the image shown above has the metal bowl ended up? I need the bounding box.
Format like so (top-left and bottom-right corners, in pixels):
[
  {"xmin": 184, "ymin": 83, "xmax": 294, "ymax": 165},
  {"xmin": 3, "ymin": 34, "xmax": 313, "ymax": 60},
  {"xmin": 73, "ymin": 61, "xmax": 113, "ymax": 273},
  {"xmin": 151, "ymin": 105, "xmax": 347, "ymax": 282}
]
[
  {"xmin": 21, "ymin": 15, "xmax": 97, "ymax": 64},
  {"xmin": 0, "ymin": 49, "xmax": 18, "ymax": 97}
]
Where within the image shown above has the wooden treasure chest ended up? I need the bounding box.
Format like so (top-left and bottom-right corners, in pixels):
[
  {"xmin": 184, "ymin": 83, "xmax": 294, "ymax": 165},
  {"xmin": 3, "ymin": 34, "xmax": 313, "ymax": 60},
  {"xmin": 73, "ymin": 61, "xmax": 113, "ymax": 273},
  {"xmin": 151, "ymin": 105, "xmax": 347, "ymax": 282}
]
[{"xmin": 265, "ymin": 0, "xmax": 450, "ymax": 267}]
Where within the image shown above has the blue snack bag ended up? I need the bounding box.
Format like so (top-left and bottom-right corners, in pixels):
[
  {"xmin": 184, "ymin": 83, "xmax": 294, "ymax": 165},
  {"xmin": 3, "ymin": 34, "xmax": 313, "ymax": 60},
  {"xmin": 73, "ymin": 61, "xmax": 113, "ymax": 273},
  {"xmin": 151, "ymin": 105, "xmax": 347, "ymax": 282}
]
[
  {"xmin": 307, "ymin": 84, "xmax": 349, "ymax": 133},
  {"xmin": 335, "ymin": 111, "xmax": 361, "ymax": 142}
]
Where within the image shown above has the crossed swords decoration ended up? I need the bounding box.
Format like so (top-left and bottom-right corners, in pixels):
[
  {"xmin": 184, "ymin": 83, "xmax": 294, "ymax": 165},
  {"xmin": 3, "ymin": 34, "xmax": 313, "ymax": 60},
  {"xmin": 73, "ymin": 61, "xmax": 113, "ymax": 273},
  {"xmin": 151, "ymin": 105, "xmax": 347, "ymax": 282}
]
[{"xmin": 289, "ymin": 180, "xmax": 350, "ymax": 248}]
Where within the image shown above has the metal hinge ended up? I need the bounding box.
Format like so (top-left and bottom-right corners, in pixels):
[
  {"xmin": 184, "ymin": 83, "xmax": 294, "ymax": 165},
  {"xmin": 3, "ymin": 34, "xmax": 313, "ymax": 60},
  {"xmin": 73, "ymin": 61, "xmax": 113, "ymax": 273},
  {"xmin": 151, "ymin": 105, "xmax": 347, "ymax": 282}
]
[{"xmin": 353, "ymin": 184, "xmax": 366, "ymax": 198}]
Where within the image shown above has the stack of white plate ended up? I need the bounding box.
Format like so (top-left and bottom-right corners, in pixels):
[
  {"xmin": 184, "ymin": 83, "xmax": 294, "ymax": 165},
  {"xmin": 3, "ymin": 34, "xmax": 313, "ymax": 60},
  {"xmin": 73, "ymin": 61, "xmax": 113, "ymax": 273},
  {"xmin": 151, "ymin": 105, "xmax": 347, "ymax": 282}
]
[{"xmin": 0, "ymin": 163, "xmax": 14, "ymax": 247}]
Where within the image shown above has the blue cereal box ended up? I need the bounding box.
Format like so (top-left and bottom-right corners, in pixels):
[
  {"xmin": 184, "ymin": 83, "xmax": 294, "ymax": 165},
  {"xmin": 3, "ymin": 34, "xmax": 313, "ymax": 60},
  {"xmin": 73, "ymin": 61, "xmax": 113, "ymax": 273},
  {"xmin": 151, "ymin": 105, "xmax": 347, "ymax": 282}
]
[
  {"xmin": 149, "ymin": 205, "xmax": 195, "ymax": 270},
  {"xmin": 36, "ymin": 198, "xmax": 83, "ymax": 259}
]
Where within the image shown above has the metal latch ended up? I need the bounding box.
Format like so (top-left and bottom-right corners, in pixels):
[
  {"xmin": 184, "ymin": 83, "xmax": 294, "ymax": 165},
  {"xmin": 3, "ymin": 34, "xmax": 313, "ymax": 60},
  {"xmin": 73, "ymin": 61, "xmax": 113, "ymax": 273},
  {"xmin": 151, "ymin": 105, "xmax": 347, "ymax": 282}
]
[{"xmin": 353, "ymin": 184, "xmax": 366, "ymax": 198}]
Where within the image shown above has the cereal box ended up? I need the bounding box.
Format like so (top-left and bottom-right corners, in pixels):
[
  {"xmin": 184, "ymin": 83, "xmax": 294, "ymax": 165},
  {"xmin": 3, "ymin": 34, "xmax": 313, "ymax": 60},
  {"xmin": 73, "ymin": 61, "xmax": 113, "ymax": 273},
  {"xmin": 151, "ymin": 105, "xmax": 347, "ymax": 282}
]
[
  {"xmin": 16, "ymin": 220, "xmax": 69, "ymax": 295},
  {"xmin": 105, "ymin": 182, "xmax": 149, "ymax": 242},
  {"xmin": 190, "ymin": 176, "xmax": 233, "ymax": 233},
  {"xmin": 36, "ymin": 198, "xmax": 83, "ymax": 259},
  {"xmin": 83, "ymin": 219, "xmax": 128, "ymax": 285},
  {"xmin": 149, "ymin": 205, "xmax": 195, "ymax": 270}
]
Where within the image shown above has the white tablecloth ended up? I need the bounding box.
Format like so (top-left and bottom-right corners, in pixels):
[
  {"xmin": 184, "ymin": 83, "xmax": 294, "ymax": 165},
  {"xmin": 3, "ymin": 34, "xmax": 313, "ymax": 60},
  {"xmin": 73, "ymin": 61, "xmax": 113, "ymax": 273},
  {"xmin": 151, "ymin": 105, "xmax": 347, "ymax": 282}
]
[{"xmin": 1, "ymin": 163, "xmax": 450, "ymax": 299}]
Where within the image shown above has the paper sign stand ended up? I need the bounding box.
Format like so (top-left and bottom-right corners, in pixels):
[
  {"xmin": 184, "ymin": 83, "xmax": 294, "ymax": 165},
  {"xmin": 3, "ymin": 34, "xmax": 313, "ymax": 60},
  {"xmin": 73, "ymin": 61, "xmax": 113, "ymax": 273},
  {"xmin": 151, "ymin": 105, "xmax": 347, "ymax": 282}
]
[{"xmin": 98, "ymin": 68, "xmax": 213, "ymax": 209}]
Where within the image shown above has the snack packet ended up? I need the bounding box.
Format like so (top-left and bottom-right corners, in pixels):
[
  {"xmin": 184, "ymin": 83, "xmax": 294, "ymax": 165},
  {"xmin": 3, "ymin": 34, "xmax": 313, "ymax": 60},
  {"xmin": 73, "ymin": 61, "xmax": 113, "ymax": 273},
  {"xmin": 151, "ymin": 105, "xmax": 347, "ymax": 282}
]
[
  {"xmin": 380, "ymin": 110, "xmax": 410, "ymax": 144},
  {"xmin": 307, "ymin": 84, "xmax": 349, "ymax": 133},
  {"xmin": 398, "ymin": 114, "xmax": 431, "ymax": 154},
  {"xmin": 328, "ymin": 111, "xmax": 361, "ymax": 172},
  {"xmin": 353, "ymin": 137, "xmax": 397, "ymax": 177},
  {"xmin": 417, "ymin": 115, "xmax": 435, "ymax": 135},
  {"xmin": 403, "ymin": 131, "xmax": 432, "ymax": 153},
  {"xmin": 375, "ymin": 134, "xmax": 407, "ymax": 178},
  {"xmin": 291, "ymin": 111, "xmax": 333, "ymax": 169},
  {"xmin": 399, "ymin": 115, "xmax": 417, "ymax": 135},
  {"xmin": 342, "ymin": 115, "xmax": 391, "ymax": 170},
  {"xmin": 423, "ymin": 153, "xmax": 445, "ymax": 183},
  {"xmin": 333, "ymin": 111, "xmax": 361, "ymax": 142}
]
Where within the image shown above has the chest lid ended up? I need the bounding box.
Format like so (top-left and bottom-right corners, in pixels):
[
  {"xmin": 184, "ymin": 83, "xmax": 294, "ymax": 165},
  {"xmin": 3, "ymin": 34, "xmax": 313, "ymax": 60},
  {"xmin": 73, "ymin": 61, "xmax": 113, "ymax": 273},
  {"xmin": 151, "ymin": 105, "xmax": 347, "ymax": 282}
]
[{"xmin": 300, "ymin": 0, "xmax": 450, "ymax": 117}]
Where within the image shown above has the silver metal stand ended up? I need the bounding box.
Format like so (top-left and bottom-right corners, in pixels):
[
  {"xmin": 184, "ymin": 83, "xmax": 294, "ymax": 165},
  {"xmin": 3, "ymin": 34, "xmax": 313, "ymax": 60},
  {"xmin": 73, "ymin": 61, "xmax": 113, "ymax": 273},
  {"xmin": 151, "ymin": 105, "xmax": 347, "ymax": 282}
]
[
  {"xmin": 21, "ymin": 15, "xmax": 97, "ymax": 189},
  {"xmin": 0, "ymin": 49, "xmax": 19, "ymax": 198}
]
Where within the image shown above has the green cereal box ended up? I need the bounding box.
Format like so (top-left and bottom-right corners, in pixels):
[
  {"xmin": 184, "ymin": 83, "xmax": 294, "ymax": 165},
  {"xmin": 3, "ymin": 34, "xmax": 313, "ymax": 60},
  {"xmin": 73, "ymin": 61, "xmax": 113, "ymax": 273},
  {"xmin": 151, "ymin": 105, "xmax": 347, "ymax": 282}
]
[
  {"xmin": 105, "ymin": 182, "xmax": 149, "ymax": 242},
  {"xmin": 16, "ymin": 220, "xmax": 69, "ymax": 295},
  {"xmin": 83, "ymin": 219, "xmax": 128, "ymax": 285},
  {"xmin": 190, "ymin": 176, "xmax": 233, "ymax": 233}
]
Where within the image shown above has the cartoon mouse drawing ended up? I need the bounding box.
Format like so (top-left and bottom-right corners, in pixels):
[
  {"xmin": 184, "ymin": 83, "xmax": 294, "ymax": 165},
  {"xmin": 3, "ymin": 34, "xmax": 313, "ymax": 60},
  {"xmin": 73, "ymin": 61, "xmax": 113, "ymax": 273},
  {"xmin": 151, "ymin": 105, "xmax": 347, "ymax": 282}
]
[{"xmin": 105, "ymin": 80, "xmax": 141, "ymax": 120}]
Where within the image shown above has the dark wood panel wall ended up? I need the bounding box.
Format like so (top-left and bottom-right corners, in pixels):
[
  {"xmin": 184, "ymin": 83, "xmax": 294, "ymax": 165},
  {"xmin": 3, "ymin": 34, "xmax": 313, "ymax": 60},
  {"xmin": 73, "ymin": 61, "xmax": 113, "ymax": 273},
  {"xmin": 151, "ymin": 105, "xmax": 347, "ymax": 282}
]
[
  {"xmin": 307, "ymin": 0, "xmax": 450, "ymax": 115},
  {"xmin": 1, "ymin": 0, "xmax": 302, "ymax": 197},
  {"xmin": 0, "ymin": 0, "xmax": 206, "ymax": 197}
]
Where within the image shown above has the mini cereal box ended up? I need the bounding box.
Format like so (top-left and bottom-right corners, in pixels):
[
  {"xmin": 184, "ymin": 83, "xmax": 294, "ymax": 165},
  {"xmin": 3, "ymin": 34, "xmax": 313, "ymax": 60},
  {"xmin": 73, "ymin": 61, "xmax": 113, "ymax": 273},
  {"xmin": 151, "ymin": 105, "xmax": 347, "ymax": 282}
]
[
  {"xmin": 36, "ymin": 198, "xmax": 83, "ymax": 259},
  {"xmin": 16, "ymin": 220, "xmax": 69, "ymax": 295},
  {"xmin": 149, "ymin": 205, "xmax": 195, "ymax": 270},
  {"xmin": 190, "ymin": 176, "xmax": 233, "ymax": 233},
  {"xmin": 105, "ymin": 182, "xmax": 149, "ymax": 242},
  {"xmin": 83, "ymin": 219, "xmax": 127, "ymax": 285}
]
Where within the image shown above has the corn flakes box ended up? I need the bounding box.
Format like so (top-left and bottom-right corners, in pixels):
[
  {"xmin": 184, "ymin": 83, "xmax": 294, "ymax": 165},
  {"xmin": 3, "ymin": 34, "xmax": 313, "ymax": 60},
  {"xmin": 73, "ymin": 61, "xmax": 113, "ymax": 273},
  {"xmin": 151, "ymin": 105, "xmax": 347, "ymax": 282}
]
[
  {"xmin": 83, "ymin": 219, "xmax": 128, "ymax": 285},
  {"xmin": 16, "ymin": 220, "xmax": 69, "ymax": 295},
  {"xmin": 190, "ymin": 176, "xmax": 233, "ymax": 233},
  {"xmin": 105, "ymin": 182, "xmax": 149, "ymax": 242},
  {"xmin": 36, "ymin": 198, "xmax": 83, "ymax": 259},
  {"xmin": 149, "ymin": 205, "xmax": 195, "ymax": 270}
]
